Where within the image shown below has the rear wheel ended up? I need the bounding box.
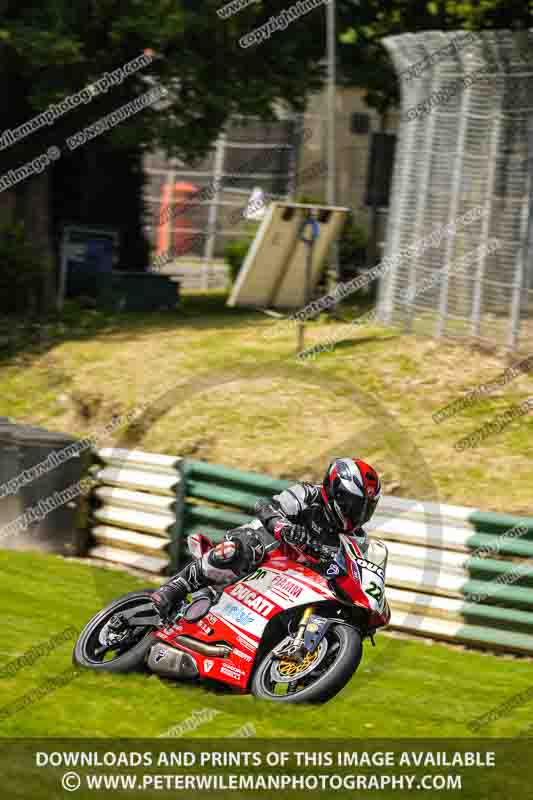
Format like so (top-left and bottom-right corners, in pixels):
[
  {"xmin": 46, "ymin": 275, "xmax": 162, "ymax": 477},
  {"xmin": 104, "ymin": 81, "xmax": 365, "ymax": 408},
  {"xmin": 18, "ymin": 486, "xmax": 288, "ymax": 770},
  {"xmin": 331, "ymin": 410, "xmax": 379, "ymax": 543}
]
[
  {"xmin": 251, "ymin": 623, "xmax": 362, "ymax": 704},
  {"xmin": 73, "ymin": 590, "xmax": 160, "ymax": 673}
]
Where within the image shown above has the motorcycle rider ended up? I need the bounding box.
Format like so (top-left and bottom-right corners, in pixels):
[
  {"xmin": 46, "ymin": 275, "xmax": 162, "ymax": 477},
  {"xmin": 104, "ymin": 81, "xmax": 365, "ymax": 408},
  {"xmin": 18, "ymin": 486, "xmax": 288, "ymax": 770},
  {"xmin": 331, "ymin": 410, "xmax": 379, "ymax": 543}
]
[{"xmin": 152, "ymin": 457, "xmax": 382, "ymax": 623}]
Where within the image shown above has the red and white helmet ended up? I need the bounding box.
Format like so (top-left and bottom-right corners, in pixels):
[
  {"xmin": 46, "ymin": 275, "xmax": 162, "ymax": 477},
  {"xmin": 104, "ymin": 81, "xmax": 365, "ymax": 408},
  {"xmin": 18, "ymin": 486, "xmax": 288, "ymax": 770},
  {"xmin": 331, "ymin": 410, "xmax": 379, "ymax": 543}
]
[{"xmin": 322, "ymin": 457, "xmax": 381, "ymax": 531}]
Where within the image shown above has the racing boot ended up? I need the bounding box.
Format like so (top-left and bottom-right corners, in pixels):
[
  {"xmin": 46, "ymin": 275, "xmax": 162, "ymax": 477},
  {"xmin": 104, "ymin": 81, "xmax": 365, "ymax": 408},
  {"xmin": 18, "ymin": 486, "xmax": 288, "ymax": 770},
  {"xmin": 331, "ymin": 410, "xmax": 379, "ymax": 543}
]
[
  {"xmin": 153, "ymin": 535, "xmax": 249, "ymax": 623},
  {"xmin": 152, "ymin": 557, "xmax": 205, "ymax": 623}
]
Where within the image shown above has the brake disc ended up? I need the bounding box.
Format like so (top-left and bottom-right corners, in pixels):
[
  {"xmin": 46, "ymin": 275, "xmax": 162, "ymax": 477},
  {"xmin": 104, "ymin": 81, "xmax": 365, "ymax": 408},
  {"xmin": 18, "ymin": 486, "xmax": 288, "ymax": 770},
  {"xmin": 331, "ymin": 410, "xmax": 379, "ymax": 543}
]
[{"xmin": 270, "ymin": 638, "xmax": 328, "ymax": 683}]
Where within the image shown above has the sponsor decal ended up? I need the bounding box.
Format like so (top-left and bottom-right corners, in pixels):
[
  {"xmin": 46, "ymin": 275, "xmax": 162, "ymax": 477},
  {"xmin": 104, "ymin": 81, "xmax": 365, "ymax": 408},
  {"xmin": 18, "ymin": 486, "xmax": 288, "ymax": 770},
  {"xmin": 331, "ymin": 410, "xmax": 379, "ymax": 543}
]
[
  {"xmin": 326, "ymin": 563, "xmax": 340, "ymax": 577},
  {"xmin": 207, "ymin": 613, "xmax": 218, "ymax": 625},
  {"xmin": 356, "ymin": 557, "xmax": 385, "ymax": 579},
  {"xmin": 198, "ymin": 619, "xmax": 213, "ymax": 636},
  {"xmin": 236, "ymin": 635, "xmax": 256, "ymax": 652},
  {"xmin": 223, "ymin": 603, "xmax": 255, "ymax": 627},
  {"xmin": 270, "ymin": 574, "xmax": 303, "ymax": 598},
  {"xmin": 229, "ymin": 584, "xmax": 275, "ymax": 617},
  {"xmin": 220, "ymin": 662, "xmax": 244, "ymax": 679},
  {"xmin": 232, "ymin": 647, "xmax": 253, "ymax": 662},
  {"xmin": 243, "ymin": 568, "xmax": 268, "ymax": 583},
  {"xmin": 285, "ymin": 568, "xmax": 331, "ymax": 596},
  {"xmin": 154, "ymin": 649, "xmax": 167, "ymax": 663},
  {"xmin": 203, "ymin": 659, "xmax": 214, "ymax": 673}
]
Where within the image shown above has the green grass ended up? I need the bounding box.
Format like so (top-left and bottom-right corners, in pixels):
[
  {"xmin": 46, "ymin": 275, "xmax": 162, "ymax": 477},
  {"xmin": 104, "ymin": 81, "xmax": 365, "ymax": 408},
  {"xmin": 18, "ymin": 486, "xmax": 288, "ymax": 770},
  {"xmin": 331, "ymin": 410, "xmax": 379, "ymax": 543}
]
[{"xmin": 0, "ymin": 550, "xmax": 531, "ymax": 739}]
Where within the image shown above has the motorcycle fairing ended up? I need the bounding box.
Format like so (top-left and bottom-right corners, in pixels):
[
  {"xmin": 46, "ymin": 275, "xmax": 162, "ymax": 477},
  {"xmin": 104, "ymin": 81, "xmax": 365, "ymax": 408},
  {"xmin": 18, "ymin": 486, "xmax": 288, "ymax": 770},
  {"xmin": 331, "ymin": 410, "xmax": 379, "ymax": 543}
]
[
  {"xmin": 155, "ymin": 538, "xmax": 389, "ymax": 689},
  {"xmin": 339, "ymin": 534, "xmax": 390, "ymax": 627},
  {"xmin": 155, "ymin": 556, "xmax": 336, "ymax": 689}
]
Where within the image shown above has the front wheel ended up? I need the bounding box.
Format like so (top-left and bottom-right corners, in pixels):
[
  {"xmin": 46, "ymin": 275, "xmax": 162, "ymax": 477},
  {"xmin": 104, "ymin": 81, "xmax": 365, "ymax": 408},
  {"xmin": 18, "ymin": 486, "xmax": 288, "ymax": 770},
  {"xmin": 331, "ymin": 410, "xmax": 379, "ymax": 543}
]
[
  {"xmin": 73, "ymin": 589, "xmax": 160, "ymax": 672},
  {"xmin": 251, "ymin": 623, "xmax": 362, "ymax": 704}
]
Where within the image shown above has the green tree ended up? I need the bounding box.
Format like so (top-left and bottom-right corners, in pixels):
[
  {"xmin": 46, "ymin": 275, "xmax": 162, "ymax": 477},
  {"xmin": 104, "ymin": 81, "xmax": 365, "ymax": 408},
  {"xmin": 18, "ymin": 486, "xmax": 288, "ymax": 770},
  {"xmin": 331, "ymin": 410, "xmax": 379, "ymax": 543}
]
[{"xmin": 0, "ymin": 0, "xmax": 334, "ymax": 313}]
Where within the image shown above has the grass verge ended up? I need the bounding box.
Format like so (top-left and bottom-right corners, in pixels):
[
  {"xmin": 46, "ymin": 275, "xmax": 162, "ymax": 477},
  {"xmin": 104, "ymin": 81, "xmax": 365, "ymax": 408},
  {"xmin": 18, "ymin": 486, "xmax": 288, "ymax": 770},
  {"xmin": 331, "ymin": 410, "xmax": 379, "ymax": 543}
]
[{"xmin": 0, "ymin": 550, "xmax": 531, "ymax": 738}]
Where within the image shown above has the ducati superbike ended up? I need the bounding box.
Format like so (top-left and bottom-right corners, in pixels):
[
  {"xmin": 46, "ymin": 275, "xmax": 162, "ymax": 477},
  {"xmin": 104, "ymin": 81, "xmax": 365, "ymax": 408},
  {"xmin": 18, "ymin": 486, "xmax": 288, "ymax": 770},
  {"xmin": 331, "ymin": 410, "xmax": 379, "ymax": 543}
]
[{"xmin": 73, "ymin": 532, "xmax": 390, "ymax": 703}]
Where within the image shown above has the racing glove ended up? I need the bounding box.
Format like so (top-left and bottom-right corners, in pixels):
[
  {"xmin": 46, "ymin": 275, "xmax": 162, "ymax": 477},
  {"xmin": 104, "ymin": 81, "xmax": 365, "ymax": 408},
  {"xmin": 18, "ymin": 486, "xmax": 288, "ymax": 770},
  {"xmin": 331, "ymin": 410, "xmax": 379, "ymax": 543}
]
[
  {"xmin": 281, "ymin": 529, "xmax": 339, "ymax": 564},
  {"xmin": 278, "ymin": 524, "xmax": 319, "ymax": 555}
]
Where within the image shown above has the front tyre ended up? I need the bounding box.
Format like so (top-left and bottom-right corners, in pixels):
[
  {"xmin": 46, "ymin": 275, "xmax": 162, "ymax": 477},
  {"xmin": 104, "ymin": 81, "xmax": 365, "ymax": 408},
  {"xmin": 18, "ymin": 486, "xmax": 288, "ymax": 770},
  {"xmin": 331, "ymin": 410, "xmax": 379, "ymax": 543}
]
[
  {"xmin": 251, "ymin": 623, "xmax": 362, "ymax": 704},
  {"xmin": 73, "ymin": 590, "xmax": 159, "ymax": 673}
]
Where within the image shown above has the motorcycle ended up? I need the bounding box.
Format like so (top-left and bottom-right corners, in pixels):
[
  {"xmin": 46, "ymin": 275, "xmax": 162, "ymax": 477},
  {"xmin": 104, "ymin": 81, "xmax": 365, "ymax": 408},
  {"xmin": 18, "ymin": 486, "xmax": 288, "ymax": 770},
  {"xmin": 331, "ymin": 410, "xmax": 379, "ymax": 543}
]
[{"xmin": 73, "ymin": 531, "xmax": 390, "ymax": 704}]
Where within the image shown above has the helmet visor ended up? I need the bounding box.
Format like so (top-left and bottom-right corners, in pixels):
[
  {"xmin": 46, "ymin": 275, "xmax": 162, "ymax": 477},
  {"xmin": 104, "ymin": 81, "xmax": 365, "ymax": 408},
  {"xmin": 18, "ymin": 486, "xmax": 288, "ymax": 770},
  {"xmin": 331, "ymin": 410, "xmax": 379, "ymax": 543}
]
[{"xmin": 336, "ymin": 492, "xmax": 378, "ymax": 529}]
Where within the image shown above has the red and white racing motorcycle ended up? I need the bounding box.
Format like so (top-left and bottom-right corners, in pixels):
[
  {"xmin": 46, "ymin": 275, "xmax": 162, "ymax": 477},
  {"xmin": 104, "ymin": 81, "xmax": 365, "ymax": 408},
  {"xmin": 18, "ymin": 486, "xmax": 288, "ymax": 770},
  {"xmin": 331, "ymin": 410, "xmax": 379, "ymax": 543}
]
[{"xmin": 74, "ymin": 532, "xmax": 390, "ymax": 703}]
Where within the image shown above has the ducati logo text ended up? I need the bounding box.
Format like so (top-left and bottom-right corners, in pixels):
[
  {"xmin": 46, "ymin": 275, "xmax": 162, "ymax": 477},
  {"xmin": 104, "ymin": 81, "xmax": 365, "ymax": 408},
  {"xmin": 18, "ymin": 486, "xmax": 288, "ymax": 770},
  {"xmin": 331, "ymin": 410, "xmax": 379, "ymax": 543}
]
[{"xmin": 229, "ymin": 584, "xmax": 275, "ymax": 617}]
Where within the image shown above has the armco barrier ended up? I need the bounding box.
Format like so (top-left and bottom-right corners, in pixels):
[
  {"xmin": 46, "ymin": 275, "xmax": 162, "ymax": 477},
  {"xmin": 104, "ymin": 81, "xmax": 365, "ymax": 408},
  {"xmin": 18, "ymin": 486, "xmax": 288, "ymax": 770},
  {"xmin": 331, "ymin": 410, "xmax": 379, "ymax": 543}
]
[{"xmin": 87, "ymin": 453, "xmax": 533, "ymax": 655}]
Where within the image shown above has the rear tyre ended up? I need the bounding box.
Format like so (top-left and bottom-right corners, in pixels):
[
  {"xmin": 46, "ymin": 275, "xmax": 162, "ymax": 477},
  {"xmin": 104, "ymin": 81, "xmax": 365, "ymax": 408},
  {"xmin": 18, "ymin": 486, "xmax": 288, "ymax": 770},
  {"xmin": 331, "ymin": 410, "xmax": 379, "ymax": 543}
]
[
  {"xmin": 251, "ymin": 623, "xmax": 362, "ymax": 704},
  {"xmin": 73, "ymin": 590, "xmax": 159, "ymax": 673}
]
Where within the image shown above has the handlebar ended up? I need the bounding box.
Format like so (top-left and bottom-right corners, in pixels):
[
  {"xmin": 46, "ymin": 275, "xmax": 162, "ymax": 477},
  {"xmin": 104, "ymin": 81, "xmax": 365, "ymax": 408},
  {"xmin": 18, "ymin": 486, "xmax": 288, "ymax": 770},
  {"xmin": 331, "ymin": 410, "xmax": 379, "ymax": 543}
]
[{"xmin": 314, "ymin": 544, "xmax": 339, "ymax": 563}]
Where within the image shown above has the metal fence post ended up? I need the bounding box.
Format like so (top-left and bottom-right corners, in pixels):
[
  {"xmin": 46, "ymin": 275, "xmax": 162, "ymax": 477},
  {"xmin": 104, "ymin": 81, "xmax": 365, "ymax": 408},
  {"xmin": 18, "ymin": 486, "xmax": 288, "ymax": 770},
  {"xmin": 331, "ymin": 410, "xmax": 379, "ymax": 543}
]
[
  {"xmin": 471, "ymin": 43, "xmax": 502, "ymax": 340},
  {"xmin": 405, "ymin": 41, "xmax": 443, "ymax": 332},
  {"xmin": 471, "ymin": 115, "xmax": 501, "ymax": 339},
  {"xmin": 203, "ymin": 133, "xmax": 226, "ymax": 288},
  {"xmin": 508, "ymin": 190, "xmax": 530, "ymax": 353},
  {"xmin": 379, "ymin": 37, "xmax": 418, "ymax": 325},
  {"xmin": 436, "ymin": 72, "xmax": 472, "ymax": 338}
]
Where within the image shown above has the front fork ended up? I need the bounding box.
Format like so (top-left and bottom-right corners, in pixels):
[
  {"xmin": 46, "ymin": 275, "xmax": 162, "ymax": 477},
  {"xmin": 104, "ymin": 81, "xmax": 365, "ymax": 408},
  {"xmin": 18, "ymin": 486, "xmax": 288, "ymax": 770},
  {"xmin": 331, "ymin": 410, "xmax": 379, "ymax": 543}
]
[
  {"xmin": 273, "ymin": 605, "xmax": 315, "ymax": 662},
  {"xmin": 295, "ymin": 605, "xmax": 315, "ymax": 646}
]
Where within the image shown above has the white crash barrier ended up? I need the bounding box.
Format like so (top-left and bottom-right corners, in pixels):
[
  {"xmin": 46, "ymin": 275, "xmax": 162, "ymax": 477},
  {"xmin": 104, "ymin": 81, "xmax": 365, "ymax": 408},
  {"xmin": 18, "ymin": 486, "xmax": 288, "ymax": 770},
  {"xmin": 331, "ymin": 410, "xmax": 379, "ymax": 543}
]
[{"xmin": 87, "ymin": 451, "xmax": 533, "ymax": 654}]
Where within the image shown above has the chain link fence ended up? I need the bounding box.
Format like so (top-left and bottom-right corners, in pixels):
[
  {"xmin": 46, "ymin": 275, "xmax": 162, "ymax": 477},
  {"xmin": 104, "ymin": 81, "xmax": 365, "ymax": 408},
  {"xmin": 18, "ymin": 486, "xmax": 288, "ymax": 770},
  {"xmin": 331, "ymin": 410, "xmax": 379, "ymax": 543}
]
[
  {"xmin": 142, "ymin": 115, "xmax": 303, "ymax": 287},
  {"xmin": 377, "ymin": 29, "xmax": 533, "ymax": 353},
  {"xmin": 142, "ymin": 97, "xmax": 390, "ymax": 291}
]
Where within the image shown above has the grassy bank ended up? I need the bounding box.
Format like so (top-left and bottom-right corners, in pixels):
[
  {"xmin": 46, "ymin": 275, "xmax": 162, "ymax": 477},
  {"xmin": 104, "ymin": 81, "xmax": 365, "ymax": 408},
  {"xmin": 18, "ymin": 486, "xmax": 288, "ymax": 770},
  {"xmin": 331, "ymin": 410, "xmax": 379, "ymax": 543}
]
[{"xmin": 0, "ymin": 294, "xmax": 531, "ymax": 513}]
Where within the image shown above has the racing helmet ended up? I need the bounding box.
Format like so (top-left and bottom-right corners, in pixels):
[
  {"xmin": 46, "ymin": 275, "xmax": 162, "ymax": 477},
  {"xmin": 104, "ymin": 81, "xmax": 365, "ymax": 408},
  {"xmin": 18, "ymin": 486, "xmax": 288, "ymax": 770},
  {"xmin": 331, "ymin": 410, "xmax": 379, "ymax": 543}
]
[{"xmin": 322, "ymin": 457, "xmax": 381, "ymax": 531}]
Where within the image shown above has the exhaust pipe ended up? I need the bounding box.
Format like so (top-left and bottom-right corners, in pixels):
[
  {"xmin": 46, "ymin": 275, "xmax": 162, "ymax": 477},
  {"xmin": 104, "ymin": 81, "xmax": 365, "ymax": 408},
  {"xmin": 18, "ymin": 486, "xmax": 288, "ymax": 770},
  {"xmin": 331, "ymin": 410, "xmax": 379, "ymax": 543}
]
[
  {"xmin": 146, "ymin": 644, "xmax": 199, "ymax": 680},
  {"xmin": 175, "ymin": 635, "xmax": 231, "ymax": 658}
]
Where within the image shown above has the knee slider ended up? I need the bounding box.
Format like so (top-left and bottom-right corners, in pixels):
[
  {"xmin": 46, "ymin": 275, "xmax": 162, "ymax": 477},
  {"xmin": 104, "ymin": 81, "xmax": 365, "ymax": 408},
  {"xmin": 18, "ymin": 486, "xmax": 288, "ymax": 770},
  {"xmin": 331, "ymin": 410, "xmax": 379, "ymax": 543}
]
[{"xmin": 208, "ymin": 538, "xmax": 241, "ymax": 568}]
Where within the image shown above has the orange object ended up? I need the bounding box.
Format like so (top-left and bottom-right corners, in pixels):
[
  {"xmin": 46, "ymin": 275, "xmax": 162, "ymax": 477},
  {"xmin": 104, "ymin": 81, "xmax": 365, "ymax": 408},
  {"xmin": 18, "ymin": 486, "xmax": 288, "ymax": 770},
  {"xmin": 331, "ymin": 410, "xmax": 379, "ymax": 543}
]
[{"xmin": 157, "ymin": 181, "xmax": 199, "ymax": 260}]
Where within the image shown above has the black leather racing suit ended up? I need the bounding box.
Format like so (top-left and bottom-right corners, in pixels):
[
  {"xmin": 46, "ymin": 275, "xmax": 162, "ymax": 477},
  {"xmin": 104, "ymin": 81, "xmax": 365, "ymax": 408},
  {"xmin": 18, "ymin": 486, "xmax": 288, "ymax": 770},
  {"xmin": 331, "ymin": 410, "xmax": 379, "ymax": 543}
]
[
  {"xmin": 153, "ymin": 482, "xmax": 370, "ymax": 621},
  {"xmin": 255, "ymin": 482, "xmax": 370, "ymax": 559}
]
